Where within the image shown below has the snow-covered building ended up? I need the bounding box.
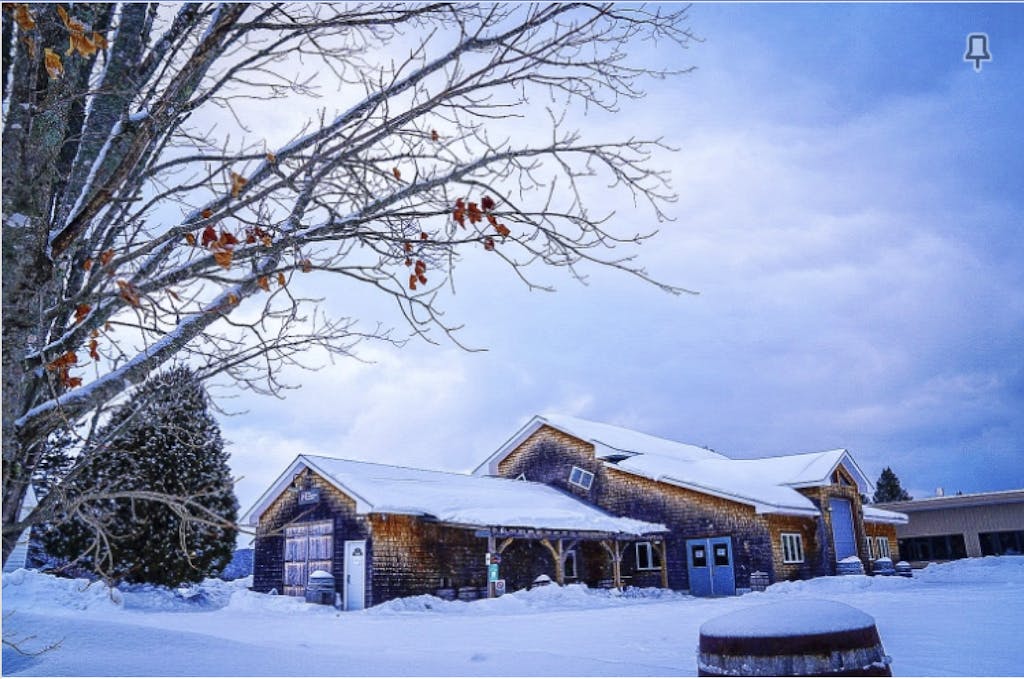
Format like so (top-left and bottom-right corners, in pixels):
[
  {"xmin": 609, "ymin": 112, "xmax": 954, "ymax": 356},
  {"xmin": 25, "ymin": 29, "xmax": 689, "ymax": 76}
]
[
  {"xmin": 244, "ymin": 455, "xmax": 665, "ymax": 609},
  {"xmin": 474, "ymin": 414, "xmax": 908, "ymax": 594},
  {"xmin": 246, "ymin": 414, "xmax": 907, "ymax": 606}
]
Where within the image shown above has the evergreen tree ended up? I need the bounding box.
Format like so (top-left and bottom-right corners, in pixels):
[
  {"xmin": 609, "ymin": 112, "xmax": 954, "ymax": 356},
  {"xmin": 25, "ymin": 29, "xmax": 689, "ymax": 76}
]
[
  {"xmin": 41, "ymin": 368, "xmax": 238, "ymax": 586},
  {"xmin": 873, "ymin": 467, "xmax": 913, "ymax": 503}
]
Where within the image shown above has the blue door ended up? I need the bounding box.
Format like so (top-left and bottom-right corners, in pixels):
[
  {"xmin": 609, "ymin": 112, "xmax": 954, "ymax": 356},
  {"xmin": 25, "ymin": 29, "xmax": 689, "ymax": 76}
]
[
  {"xmin": 829, "ymin": 498, "xmax": 857, "ymax": 560},
  {"xmin": 686, "ymin": 537, "xmax": 736, "ymax": 596}
]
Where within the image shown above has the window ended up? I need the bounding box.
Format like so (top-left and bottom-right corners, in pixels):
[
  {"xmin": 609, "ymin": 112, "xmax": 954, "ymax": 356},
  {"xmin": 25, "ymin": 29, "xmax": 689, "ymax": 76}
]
[
  {"xmin": 690, "ymin": 544, "xmax": 707, "ymax": 568},
  {"xmin": 781, "ymin": 533, "xmax": 804, "ymax": 564},
  {"xmin": 568, "ymin": 466, "xmax": 594, "ymax": 490},
  {"xmin": 283, "ymin": 520, "xmax": 333, "ymax": 597},
  {"xmin": 564, "ymin": 550, "xmax": 578, "ymax": 579},
  {"xmin": 636, "ymin": 541, "xmax": 662, "ymax": 570},
  {"xmin": 866, "ymin": 536, "xmax": 875, "ymax": 559},
  {"xmin": 898, "ymin": 534, "xmax": 967, "ymax": 562},
  {"xmin": 979, "ymin": 530, "xmax": 1024, "ymax": 556},
  {"xmin": 874, "ymin": 536, "xmax": 891, "ymax": 559}
]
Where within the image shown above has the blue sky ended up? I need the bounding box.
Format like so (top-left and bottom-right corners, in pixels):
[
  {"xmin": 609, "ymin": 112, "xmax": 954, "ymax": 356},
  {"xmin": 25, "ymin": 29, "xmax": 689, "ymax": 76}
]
[{"xmin": 222, "ymin": 4, "xmax": 1024, "ymax": 518}]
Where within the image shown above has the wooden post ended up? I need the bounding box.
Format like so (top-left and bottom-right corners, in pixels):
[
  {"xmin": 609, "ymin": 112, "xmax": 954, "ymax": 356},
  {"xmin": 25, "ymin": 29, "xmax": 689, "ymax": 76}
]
[
  {"xmin": 539, "ymin": 537, "xmax": 564, "ymax": 585},
  {"xmin": 497, "ymin": 537, "xmax": 514, "ymax": 554},
  {"xmin": 655, "ymin": 539, "xmax": 669, "ymax": 589},
  {"xmin": 600, "ymin": 539, "xmax": 624, "ymax": 590}
]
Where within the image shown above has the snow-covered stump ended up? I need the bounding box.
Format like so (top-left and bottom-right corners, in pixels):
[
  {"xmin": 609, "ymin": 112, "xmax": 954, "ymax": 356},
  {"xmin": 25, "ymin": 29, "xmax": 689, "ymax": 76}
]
[
  {"xmin": 873, "ymin": 558, "xmax": 895, "ymax": 576},
  {"xmin": 895, "ymin": 561, "xmax": 913, "ymax": 578},
  {"xmin": 697, "ymin": 600, "xmax": 892, "ymax": 676}
]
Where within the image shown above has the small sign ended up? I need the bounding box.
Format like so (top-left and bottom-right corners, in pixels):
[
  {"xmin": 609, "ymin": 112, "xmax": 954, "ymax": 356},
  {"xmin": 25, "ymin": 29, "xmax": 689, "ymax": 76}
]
[
  {"xmin": 484, "ymin": 552, "xmax": 491, "ymax": 567},
  {"xmin": 298, "ymin": 489, "xmax": 320, "ymax": 505},
  {"xmin": 488, "ymin": 563, "xmax": 500, "ymax": 582},
  {"xmin": 493, "ymin": 579, "xmax": 506, "ymax": 596}
]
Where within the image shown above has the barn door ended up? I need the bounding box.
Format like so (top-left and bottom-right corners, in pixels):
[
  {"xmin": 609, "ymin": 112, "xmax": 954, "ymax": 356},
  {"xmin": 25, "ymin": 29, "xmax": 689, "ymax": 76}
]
[
  {"xmin": 343, "ymin": 540, "xmax": 366, "ymax": 611},
  {"xmin": 687, "ymin": 537, "xmax": 736, "ymax": 596},
  {"xmin": 829, "ymin": 498, "xmax": 857, "ymax": 560},
  {"xmin": 283, "ymin": 520, "xmax": 333, "ymax": 597}
]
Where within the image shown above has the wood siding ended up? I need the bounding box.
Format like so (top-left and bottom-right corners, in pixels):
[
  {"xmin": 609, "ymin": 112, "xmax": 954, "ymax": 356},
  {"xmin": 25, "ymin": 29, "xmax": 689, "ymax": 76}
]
[
  {"xmin": 253, "ymin": 468, "xmax": 371, "ymax": 604},
  {"xmin": 864, "ymin": 522, "xmax": 900, "ymax": 562},
  {"xmin": 495, "ymin": 426, "xmax": 778, "ymax": 590},
  {"xmin": 796, "ymin": 468, "xmax": 871, "ymax": 575},
  {"xmin": 764, "ymin": 513, "xmax": 821, "ymax": 581}
]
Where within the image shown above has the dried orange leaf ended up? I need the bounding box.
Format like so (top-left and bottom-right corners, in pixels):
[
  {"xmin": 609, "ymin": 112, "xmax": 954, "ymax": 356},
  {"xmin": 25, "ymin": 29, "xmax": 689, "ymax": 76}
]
[
  {"xmin": 100, "ymin": 249, "xmax": 114, "ymax": 266},
  {"xmin": 201, "ymin": 226, "xmax": 217, "ymax": 248},
  {"xmin": 116, "ymin": 279, "xmax": 141, "ymax": 307},
  {"xmin": 92, "ymin": 31, "xmax": 108, "ymax": 50},
  {"xmin": 229, "ymin": 171, "xmax": 247, "ymax": 198},
  {"xmin": 419, "ymin": 231, "xmax": 428, "ymax": 241},
  {"xmin": 467, "ymin": 202, "xmax": 483, "ymax": 225},
  {"xmin": 408, "ymin": 274, "xmax": 418, "ymax": 291},
  {"xmin": 481, "ymin": 196, "xmax": 496, "ymax": 211},
  {"xmin": 88, "ymin": 338, "xmax": 100, "ymax": 361},
  {"xmin": 392, "ymin": 167, "xmax": 401, "ymax": 180},
  {"xmin": 65, "ymin": 375, "xmax": 83, "ymax": 388},
  {"xmin": 167, "ymin": 289, "xmax": 181, "ymax": 302},
  {"xmin": 261, "ymin": 234, "xmax": 272, "ymax": 247},
  {"xmin": 21, "ymin": 35, "xmax": 36, "ymax": 58},
  {"xmin": 276, "ymin": 272, "xmax": 286, "ymax": 287},
  {"xmin": 13, "ymin": 4, "xmax": 35, "ymax": 31},
  {"xmin": 431, "ymin": 129, "xmax": 439, "ymax": 142},
  {"xmin": 495, "ymin": 223, "xmax": 511, "ymax": 238},
  {"xmin": 300, "ymin": 259, "xmax": 313, "ymax": 273},
  {"xmin": 418, "ymin": 273, "xmax": 427, "ymax": 285},
  {"xmin": 213, "ymin": 249, "xmax": 233, "ymax": 269},
  {"xmin": 73, "ymin": 303, "xmax": 91, "ymax": 324},
  {"xmin": 185, "ymin": 233, "xmax": 197, "ymax": 246},
  {"xmin": 201, "ymin": 208, "xmax": 213, "ymax": 219},
  {"xmin": 484, "ymin": 237, "xmax": 495, "ymax": 251},
  {"xmin": 404, "ymin": 242, "xmax": 413, "ymax": 253},
  {"xmin": 266, "ymin": 152, "xmax": 276, "ymax": 163},
  {"xmin": 227, "ymin": 293, "xmax": 239, "ymax": 306},
  {"xmin": 82, "ymin": 257, "xmax": 93, "ymax": 271},
  {"xmin": 44, "ymin": 48, "xmax": 64, "ymax": 79},
  {"xmin": 257, "ymin": 275, "xmax": 270, "ymax": 292}
]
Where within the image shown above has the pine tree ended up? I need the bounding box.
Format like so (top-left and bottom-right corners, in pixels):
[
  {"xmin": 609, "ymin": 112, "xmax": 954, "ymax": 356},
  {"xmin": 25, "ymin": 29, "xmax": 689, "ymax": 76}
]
[
  {"xmin": 873, "ymin": 467, "xmax": 913, "ymax": 503},
  {"xmin": 41, "ymin": 367, "xmax": 238, "ymax": 586}
]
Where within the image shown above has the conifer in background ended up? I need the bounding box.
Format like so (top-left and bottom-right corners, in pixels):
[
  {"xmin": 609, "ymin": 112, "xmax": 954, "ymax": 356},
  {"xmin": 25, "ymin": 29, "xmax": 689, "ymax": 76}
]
[
  {"xmin": 873, "ymin": 467, "xmax": 913, "ymax": 503},
  {"xmin": 41, "ymin": 367, "xmax": 238, "ymax": 586}
]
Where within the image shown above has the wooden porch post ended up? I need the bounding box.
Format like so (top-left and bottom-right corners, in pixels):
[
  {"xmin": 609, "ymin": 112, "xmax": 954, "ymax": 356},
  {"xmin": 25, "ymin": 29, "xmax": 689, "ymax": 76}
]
[
  {"xmin": 655, "ymin": 539, "xmax": 669, "ymax": 589},
  {"xmin": 600, "ymin": 539, "xmax": 624, "ymax": 590},
  {"xmin": 487, "ymin": 533, "xmax": 496, "ymax": 598},
  {"xmin": 539, "ymin": 537, "xmax": 565, "ymax": 585}
]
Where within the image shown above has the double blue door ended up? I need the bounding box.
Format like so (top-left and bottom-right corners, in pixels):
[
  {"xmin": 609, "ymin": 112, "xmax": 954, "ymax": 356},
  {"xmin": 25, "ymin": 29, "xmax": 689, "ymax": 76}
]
[
  {"xmin": 686, "ymin": 537, "xmax": 736, "ymax": 596},
  {"xmin": 829, "ymin": 498, "xmax": 857, "ymax": 560}
]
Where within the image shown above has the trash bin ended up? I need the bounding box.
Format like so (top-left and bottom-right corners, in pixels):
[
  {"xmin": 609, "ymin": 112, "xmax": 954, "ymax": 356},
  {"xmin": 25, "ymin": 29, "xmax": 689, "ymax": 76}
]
[
  {"xmin": 698, "ymin": 599, "xmax": 892, "ymax": 676},
  {"xmin": 873, "ymin": 557, "xmax": 895, "ymax": 576},
  {"xmin": 895, "ymin": 561, "xmax": 913, "ymax": 578},
  {"xmin": 304, "ymin": 570, "xmax": 336, "ymax": 605},
  {"xmin": 837, "ymin": 556, "xmax": 865, "ymax": 575}
]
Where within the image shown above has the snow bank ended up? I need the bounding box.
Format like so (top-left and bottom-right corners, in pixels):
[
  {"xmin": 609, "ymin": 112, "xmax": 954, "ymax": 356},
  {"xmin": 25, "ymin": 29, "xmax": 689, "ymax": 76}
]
[
  {"xmin": 913, "ymin": 555, "xmax": 1024, "ymax": 584},
  {"xmin": 2, "ymin": 569, "xmax": 122, "ymax": 611}
]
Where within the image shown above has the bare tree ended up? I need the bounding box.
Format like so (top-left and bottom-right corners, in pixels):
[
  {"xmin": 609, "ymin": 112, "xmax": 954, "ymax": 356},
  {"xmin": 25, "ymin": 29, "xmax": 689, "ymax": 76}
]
[{"xmin": 1, "ymin": 2, "xmax": 695, "ymax": 566}]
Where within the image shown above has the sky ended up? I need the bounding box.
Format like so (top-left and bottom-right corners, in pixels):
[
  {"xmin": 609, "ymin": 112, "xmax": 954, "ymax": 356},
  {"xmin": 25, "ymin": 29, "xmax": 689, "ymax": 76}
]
[{"xmin": 214, "ymin": 3, "xmax": 1024, "ymax": 521}]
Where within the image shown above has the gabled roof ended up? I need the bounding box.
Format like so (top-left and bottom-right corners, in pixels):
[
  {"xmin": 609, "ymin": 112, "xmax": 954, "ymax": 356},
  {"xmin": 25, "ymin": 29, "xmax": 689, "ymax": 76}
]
[
  {"xmin": 476, "ymin": 414, "xmax": 904, "ymax": 522},
  {"xmin": 242, "ymin": 455, "xmax": 666, "ymax": 536}
]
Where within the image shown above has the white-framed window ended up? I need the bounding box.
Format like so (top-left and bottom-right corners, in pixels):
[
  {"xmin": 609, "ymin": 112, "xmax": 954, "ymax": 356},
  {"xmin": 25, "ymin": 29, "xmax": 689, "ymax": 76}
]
[
  {"xmin": 867, "ymin": 535, "xmax": 875, "ymax": 559},
  {"xmin": 564, "ymin": 550, "xmax": 578, "ymax": 579},
  {"xmin": 635, "ymin": 541, "xmax": 662, "ymax": 570},
  {"xmin": 781, "ymin": 533, "xmax": 805, "ymax": 564},
  {"xmin": 568, "ymin": 466, "xmax": 594, "ymax": 490},
  {"xmin": 875, "ymin": 536, "xmax": 891, "ymax": 559}
]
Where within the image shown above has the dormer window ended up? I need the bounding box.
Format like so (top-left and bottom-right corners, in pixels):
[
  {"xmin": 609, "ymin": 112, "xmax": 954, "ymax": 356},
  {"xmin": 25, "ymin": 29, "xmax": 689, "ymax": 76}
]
[{"xmin": 568, "ymin": 466, "xmax": 594, "ymax": 490}]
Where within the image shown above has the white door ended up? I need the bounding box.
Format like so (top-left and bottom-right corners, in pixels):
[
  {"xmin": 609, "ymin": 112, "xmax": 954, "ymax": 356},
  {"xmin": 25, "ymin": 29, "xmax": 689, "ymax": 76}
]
[{"xmin": 343, "ymin": 540, "xmax": 366, "ymax": 610}]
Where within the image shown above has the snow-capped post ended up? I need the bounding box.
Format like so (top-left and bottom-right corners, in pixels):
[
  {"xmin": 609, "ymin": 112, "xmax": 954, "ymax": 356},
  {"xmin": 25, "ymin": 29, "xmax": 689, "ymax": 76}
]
[
  {"xmin": 697, "ymin": 600, "xmax": 893, "ymax": 676},
  {"xmin": 2, "ymin": 3, "xmax": 697, "ymax": 568}
]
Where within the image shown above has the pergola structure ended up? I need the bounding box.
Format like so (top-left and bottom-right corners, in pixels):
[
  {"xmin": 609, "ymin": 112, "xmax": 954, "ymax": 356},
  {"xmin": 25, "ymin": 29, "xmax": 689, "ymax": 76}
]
[{"xmin": 474, "ymin": 525, "xmax": 669, "ymax": 593}]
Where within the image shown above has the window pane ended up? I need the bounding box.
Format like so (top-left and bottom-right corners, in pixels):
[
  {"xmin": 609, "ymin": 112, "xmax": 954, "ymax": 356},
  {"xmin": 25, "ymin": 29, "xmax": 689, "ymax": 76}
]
[
  {"xmin": 691, "ymin": 545, "xmax": 707, "ymax": 568},
  {"xmin": 713, "ymin": 544, "xmax": 729, "ymax": 566}
]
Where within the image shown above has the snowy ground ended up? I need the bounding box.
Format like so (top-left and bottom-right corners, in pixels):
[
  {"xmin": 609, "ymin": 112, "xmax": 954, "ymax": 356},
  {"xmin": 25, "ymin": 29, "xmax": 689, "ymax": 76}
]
[{"xmin": 3, "ymin": 557, "xmax": 1023, "ymax": 676}]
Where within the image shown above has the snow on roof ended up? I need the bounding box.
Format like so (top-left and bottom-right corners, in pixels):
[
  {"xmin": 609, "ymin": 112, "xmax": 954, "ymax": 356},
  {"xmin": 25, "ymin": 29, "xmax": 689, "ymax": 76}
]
[
  {"xmin": 245, "ymin": 455, "xmax": 665, "ymax": 536},
  {"xmin": 478, "ymin": 414, "xmax": 884, "ymax": 518},
  {"xmin": 862, "ymin": 505, "xmax": 909, "ymax": 525}
]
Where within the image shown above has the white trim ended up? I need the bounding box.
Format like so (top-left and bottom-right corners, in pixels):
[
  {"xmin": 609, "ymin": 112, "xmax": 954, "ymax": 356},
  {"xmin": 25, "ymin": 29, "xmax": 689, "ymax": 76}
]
[
  {"xmin": 874, "ymin": 536, "xmax": 891, "ymax": 559},
  {"xmin": 635, "ymin": 541, "xmax": 661, "ymax": 571},
  {"xmin": 472, "ymin": 416, "xmax": 548, "ymax": 476},
  {"xmin": 568, "ymin": 466, "xmax": 594, "ymax": 490},
  {"xmin": 242, "ymin": 455, "xmax": 375, "ymax": 525},
  {"xmin": 781, "ymin": 533, "xmax": 805, "ymax": 564}
]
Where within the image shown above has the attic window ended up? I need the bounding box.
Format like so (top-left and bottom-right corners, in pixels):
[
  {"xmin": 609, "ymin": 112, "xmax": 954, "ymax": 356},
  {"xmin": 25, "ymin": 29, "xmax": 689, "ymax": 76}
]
[{"xmin": 568, "ymin": 466, "xmax": 594, "ymax": 490}]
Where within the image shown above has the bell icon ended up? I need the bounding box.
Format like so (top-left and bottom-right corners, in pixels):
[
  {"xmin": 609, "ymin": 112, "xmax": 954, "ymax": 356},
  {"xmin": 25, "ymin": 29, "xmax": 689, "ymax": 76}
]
[{"xmin": 964, "ymin": 33, "xmax": 991, "ymax": 71}]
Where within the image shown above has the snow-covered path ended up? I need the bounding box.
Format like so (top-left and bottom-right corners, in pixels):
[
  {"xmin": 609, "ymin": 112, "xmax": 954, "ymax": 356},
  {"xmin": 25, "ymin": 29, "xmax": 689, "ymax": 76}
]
[{"xmin": 4, "ymin": 557, "xmax": 1023, "ymax": 676}]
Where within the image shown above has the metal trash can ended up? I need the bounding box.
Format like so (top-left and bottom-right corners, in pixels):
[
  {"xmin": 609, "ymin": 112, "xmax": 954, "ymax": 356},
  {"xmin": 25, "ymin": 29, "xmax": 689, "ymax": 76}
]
[
  {"xmin": 895, "ymin": 561, "xmax": 913, "ymax": 578},
  {"xmin": 304, "ymin": 570, "xmax": 336, "ymax": 605},
  {"xmin": 749, "ymin": 571, "xmax": 770, "ymax": 592},
  {"xmin": 873, "ymin": 557, "xmax": 895, "ymax": 576},
  {"xmin": 698, "ymin": 599, "xmax": 892, "ymax": 676}
]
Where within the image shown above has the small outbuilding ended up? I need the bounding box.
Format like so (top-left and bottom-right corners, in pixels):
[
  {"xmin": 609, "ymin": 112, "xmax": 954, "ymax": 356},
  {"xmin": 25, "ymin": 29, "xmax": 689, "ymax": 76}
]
[{"xmin": 243, "ymin": 455, "xmax": 666, "ymax": 609}]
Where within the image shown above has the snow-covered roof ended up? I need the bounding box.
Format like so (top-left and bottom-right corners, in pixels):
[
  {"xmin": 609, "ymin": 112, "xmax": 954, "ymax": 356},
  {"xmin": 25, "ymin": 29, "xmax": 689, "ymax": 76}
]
[
  {"xmin": 243, "ymin": 455, "xmax": 666, "ymax": 536},
  {"xmin": 862, "ymin": 506, "xmax": 909, "ymax": 525},
  {"xmin": 476, "ymin": 414, "xmax": 902, "ymax": 519}
]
